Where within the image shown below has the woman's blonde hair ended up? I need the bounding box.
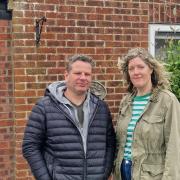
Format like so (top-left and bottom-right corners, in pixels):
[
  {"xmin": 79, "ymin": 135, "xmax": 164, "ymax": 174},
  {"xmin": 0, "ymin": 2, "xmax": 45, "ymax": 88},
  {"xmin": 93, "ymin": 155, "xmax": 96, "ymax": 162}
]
[{"xmin": 118, "ymin": 47, "xmax": 170, "ymax": 93}]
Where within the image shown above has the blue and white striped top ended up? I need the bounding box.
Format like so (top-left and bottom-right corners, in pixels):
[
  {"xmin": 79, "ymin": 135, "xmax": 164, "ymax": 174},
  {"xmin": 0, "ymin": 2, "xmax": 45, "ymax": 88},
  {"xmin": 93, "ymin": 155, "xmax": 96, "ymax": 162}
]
[{"xmin": 123, "ymin": 93, "xmax": 151, "ymax": 160}]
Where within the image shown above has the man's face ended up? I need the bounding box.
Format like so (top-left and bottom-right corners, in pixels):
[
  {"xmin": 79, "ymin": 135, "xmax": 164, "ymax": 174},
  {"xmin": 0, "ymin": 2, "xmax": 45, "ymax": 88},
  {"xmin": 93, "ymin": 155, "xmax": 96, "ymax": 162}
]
[{"xmin": 65, "ymin": 60, "xmax": 92, "ymax": 96}]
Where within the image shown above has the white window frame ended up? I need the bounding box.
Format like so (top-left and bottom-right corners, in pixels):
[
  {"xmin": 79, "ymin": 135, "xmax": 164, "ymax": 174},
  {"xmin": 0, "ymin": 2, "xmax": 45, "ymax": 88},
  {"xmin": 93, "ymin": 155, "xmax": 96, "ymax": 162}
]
[
  {"xmin": 8, "ymin": 0, "xmax": 13, "ymax": 10},
  {"xmin": 148, "ymin": 24, "xmax": 180, "ymax": 57}
]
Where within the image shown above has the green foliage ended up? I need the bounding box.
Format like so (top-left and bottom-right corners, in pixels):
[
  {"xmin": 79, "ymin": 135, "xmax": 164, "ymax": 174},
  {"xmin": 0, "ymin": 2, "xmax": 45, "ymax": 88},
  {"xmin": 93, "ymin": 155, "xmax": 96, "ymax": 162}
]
[{"xmin": 165, "ymin": 39, "xmax": 180, "ymax": 101}]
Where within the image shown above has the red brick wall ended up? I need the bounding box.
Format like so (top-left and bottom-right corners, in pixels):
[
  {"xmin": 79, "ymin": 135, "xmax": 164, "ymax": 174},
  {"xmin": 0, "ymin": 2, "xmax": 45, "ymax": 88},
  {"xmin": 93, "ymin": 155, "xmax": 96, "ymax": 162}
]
[
  {"xmin": 0, "ymin": 19, "xmax": 14, "ymax": 179},
  {"xmin": 8, "ymin": 0, "xmax": 180, "ymax": 179}
]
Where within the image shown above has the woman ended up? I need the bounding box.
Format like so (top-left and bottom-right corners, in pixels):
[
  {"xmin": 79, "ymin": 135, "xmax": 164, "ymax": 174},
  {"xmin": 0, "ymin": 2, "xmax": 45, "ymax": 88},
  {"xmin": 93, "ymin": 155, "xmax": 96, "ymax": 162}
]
[{"xmin": 114, "ymin": 47, "xmax": 180, "ymax": 180}]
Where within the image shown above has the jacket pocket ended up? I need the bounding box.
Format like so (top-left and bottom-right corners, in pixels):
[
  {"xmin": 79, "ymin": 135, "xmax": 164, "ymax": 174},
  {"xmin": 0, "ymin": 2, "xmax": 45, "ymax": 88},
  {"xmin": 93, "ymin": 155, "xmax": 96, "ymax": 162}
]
[
  {"xmin": 140, "ymin": 164, "xmax": 164, "ymax": 180},
  {"xmin": 44, "ymin": 152, "xmax": 54, "ymax": 179},
  {"xmin": 140, "ymin": 115, "xmax": 164, "ymax": 149},
  {"xmin": 142, "ymin": 115, "xmax": 164, "ymax": 124}
]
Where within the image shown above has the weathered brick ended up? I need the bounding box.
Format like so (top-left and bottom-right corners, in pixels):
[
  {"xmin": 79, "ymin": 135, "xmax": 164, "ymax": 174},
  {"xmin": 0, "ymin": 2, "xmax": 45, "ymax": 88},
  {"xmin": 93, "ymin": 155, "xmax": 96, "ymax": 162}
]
[
  {"xmin": 1, "ymin": 1, "xmax": 179, "ymax": 179},
  {"xmin": 77, "ymin": 6, "xmax": 96, "ymax": 14}
]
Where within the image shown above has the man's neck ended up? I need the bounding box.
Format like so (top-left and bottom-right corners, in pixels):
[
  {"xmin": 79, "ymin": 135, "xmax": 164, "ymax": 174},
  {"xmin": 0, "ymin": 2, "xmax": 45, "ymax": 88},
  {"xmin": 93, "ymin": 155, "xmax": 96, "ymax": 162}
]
[{"xmin": 64, "ymin": 90, "xmax": 86, "ymax": 106}]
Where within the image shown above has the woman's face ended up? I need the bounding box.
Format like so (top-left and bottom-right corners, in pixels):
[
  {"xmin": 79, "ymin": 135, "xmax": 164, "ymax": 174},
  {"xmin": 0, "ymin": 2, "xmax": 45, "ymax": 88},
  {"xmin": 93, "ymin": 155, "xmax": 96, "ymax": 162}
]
[{"xmin": 128, "ymin": 57, "xmax": 153, "ymax": 95}]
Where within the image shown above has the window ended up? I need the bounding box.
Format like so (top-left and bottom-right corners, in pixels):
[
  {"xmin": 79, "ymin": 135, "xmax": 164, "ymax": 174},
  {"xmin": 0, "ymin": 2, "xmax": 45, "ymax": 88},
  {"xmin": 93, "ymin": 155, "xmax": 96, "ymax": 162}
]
[
  {"xmin": 0, "ymin": 0, "xmax": 12, "ymax": 20},
  {"xmin": 148, "ymin": 24, "xmax": 180, "ymax": 61}
]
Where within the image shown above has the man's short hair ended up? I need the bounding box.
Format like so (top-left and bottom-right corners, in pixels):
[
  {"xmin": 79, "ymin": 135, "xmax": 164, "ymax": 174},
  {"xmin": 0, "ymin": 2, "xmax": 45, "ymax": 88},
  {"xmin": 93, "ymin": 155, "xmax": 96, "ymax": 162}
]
[{"xmin": 66, "ymin": 54, "xmax": 95, "ymax": 72}]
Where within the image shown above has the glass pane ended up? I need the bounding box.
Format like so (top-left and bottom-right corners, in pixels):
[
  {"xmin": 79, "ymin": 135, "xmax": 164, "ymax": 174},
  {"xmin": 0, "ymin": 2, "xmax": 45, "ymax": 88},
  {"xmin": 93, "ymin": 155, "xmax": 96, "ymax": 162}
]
[{"xmin": 155, "ymin": 32, "xmax": 180, "ymax": 61}]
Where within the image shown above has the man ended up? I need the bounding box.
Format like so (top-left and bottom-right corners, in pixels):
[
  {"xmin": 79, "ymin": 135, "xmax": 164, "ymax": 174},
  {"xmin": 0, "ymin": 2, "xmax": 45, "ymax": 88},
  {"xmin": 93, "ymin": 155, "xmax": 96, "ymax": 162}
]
[{"xmin": 22, "ymin": 55, "xmax": 116, "ymax": 180}]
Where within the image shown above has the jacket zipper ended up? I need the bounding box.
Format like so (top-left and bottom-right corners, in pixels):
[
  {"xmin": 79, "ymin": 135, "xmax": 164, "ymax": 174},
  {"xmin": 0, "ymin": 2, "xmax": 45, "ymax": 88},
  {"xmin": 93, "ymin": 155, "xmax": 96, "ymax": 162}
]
[{"xmin": 84, "ymin": 100, "xmax": 99, "ymax": 180}]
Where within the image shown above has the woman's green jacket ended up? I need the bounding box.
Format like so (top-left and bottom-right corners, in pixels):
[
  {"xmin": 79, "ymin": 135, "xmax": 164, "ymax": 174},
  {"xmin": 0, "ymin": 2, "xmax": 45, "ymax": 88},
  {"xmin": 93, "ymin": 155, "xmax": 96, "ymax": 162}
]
[{"xmin": 114, "ymin": 89, "xmax": 180, "ymax": 180}]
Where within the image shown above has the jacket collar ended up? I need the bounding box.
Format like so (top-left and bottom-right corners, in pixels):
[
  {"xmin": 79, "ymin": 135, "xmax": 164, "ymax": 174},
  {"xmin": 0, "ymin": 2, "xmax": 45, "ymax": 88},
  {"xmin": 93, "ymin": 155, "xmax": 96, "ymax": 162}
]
[
  {"xmin": 127, "ymin": 87, "xmax": 161, "ymax": 103},
  {"xmin": 149, "ymin": 87, "xmax": 161, "ymax": 103}
]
